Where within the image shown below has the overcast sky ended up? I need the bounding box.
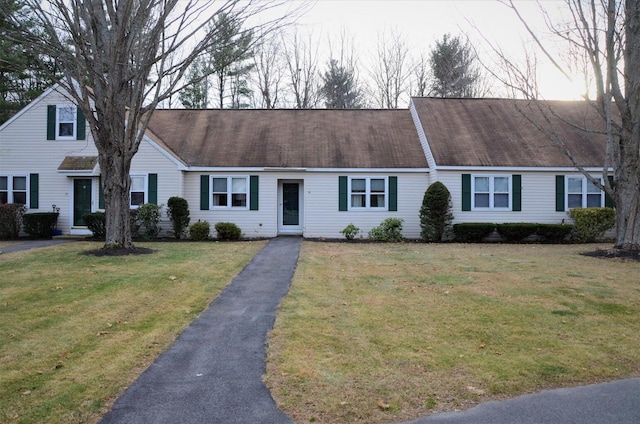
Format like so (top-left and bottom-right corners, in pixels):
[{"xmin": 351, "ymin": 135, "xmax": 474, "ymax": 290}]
[{"xmin": 288, "ymin": 0, "xmax": 581, "ymax": 100}]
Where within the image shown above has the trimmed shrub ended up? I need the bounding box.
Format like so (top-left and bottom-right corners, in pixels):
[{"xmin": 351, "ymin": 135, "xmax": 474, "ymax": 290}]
[
  {"xmin": 214, "ymin": 222, "xmax": 242, "ymax": 240},
  {"xmin": 369, "ymin": 218, "xmax": 404, "ymax": 242},
  {"xmin": 419, "ymin": 181, "xmax": 453, "ymax": 242},
  {"xmin": 568, "ymin": 207, "xmax": 616, "ymax": 242},
  {"xmin": 452, "ymin": 223, "xmax": 495, "ymax": 243},
  {"xmin": 83, "ymin": 212, "xmax": 106, "ymax": 239},
  {"xmin": 340, "ymin": 223, "xmax": 361, "ymax": 241},
  {"xmin": 130, "ymin": 209, "xmax": 140, "ymax": 237},
  {"xmin": 136, "ymin": 203, "xmax": 162, "ymax": 240},
  {"xmin": 23, "ymin": 212, "xmax": 59, "ymax": 239},
  {"xmin": 189, "ymin": 221, "xmax": 210, "ymax": 241},
  {"xmin": 0, "ymin": 204, "xmax": 26, "ymax": 240},
  {"xmin": 496, "ymin": 223, "xmax": 538, "ymax": 242},
  {"xmin": 536, "ymin": 224, "xmax": 574, "ymax": 243},
  {"xmin": 167, "ymin": 196, "xmax": 190, "ymax": 239}
]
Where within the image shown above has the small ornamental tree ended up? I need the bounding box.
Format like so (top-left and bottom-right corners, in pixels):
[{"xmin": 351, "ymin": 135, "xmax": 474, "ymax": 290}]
[
  {"xmin": 167, "ymin": 197, "xmax": 190, "ymax": 239},
  {"xmin": 419, "ymin": 181, "xmax": 453, "ymax": 242}
]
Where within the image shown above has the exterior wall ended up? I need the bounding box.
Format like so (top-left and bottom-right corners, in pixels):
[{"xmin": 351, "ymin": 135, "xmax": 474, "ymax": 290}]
[
  {"xmin": 184, "ymin": 171, "xmax": 429, "ymax": 240},
  {"xmin": 0, "ymin": 87, "xmax": 182, "ymax": 236},
  {"xmin": 129, "ymin": 138, "xmax": 184, "ymax": 236},
  {"xmin": 0, "ymin": 88, "xmax": 99, "ymax": 234},
  {"xmin": 438, "ymin": 169, "xmax": 595, "ymax": 225}
]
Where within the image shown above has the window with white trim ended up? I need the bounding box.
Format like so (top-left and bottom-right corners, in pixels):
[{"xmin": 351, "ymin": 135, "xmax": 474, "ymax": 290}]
[
  {"xmin": 130, "ymin": 175, "xmax": 147, "ymax": 208},
  {"xmin": 349, "ymin": 177, "xmax": 387, "ymax": 210},
  {"xmin": 211, "ymin": 176, "xmax": 248, "ymax": 209},
  {"xmin": 56, "ymin": 105, "xmax": 77, "ymax": 139},
  {"xmin": 472, "ymin": 175, "xmax": 511, "ymax": 210},
  {"xmin": 0, "ymin": 175, "xmax": 27, "ymax": 204},
  {"xmin": 567, "ymin": 176, "xmax": 604, "ymax": 209}
]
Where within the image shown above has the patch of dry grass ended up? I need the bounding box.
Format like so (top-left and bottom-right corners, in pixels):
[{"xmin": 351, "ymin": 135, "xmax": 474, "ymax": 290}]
[
  {"xmin": 266, "ymin": 242, "xmax": 640, "ymax": 423},
  {"xmin": 0, "ymin": 240, "xmax": 266, "ymax": 424}
]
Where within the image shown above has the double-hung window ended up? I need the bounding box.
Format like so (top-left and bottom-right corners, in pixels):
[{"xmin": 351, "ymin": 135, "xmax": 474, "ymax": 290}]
[
  {"xmin": 473, "ymin": 175, "xmax": 510, "ymax": 210},
  {"xmin": 130, "ymin": 175, "xmax": 147, "ymax": 208},
  {"xmin": 349, "ymin": 177, "xmax": 387, "ymax": 210},
  {"xmin": 567, "ymin": 176, "xmax": 604, "ymax": 209},
  {"xmin": 212, "ymin": 176, "xmax": 248, "ymax": 209},
  {"xmin": 0, "ymin": 175, "xmax": 27, "ymax": 205},
  {"xmin": 56, "ymin": 105, "xmax": 77, "ymax": 139}
]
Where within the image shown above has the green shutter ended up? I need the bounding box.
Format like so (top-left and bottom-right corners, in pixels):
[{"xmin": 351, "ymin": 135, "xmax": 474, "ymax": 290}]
[
  {"xmin": 555, "ymin": 175, "xmax": 565, "ymax": 211},
  {"xmin": 29, "ymin": 173, "xmax": 39, "ymax": 209},
  {"xmin": 47, "ymin": 105, "xmax": 56, "ymax": 140},
  {"xmin": 605, "ymin": 175, "xmax": 614, "ymax": 208},
  {"xmin": 250, "ymin": 175, "xmax": 259, "ymax": 210},
  {"xmin": 462, "ymin": 174, "xmax": 471, "ymax": 211},
  {"xmin": 512, "ymin": 175, "xmax": 522, "ymax": 212},
  {"xmin": 200, "ymin": 175, "xmax": 209, "ymax": 210},
  {"xmin": 388, "ymin": 176, "xmax": 398, "ymax": 211},
  {"xmin": 339, "ymin": 176, "xmax": 348, "ymax": 211},
  {"xmin": 148, "ymin": 173, "xmax": 158, "ymax": 204},
  {"xmin": 99, "ymin": 176, "xmax": 104, "ymax": 209},
  {"xmin": 76, "ymin": 108, "xmax": 86, "ymax": 140}
]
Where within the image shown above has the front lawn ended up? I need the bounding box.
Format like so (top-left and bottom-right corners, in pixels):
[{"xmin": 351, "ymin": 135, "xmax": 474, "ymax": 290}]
[
  {"xmin": 0, "ymin": 240, "xmax": 266, "ymax": 423},
  {"xmin": 266, "ymin": 242, "xmax": 640, "ymax": 423}
]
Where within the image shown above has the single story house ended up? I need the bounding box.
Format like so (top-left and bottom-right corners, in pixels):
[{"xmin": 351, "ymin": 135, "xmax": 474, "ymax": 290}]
[{"xmin": 0, "ymin": 85, "xmax": 610, "ymax": 239}]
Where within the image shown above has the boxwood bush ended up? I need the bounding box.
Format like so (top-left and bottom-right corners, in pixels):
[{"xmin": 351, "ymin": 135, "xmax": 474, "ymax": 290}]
[
  {"xmin": 214, "ymin": 222, "xmax": 242, "ymax": 240},
  {"xmin": 536, "ymin": 224, "xmax": 574, "ymax": 243},
  {"xmin": 83, "ymin": 212, "xmax": 106, "ymax": 239},
  {"xmin": 189, "ymin": 221, "xmax": 210, "ymax": 241},
  {"xmin": 496, "ymin": 223, "xmax": 538, "ymax": 242},
  {"xmin": 452, "ymin": 223, "xmax": 495, "ymax": 243},
  {"xmin": 23, "ymin": 212, "xmax": 59, "ymax": 239}
]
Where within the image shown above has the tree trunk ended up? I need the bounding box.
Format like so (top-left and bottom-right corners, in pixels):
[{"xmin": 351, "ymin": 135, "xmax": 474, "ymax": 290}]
[
  {"xmin": 97, "ymin": 137, "xmax": 135, "ymax": 249},
  {"xmin": 614, "ymin": 180, "xmax": 640, "ymax": 250}
]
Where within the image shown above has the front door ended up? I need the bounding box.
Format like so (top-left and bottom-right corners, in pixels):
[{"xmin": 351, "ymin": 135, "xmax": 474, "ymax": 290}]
[
  {"xmin": 278, "ymin": 180, "xmax": 303, "ymax": 234},
  {"xmin": 283, "ymin": 183, "xmax": 299, "ymax": 226},
  {"xmin": 73, "ymin": 178, "xmax": 92, "ymax": 226}
]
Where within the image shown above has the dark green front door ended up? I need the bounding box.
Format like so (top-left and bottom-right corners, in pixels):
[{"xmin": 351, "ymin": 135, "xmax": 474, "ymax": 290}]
[
  {"xmin": 73, "ymin": 179, "xmax": 92, "ymax": 226},
  {"xmin": 282, "ymin": 183, "xmax": 299, "ymax": 226}
]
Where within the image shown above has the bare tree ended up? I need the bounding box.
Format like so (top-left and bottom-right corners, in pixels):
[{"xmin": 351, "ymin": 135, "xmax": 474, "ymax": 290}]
[
  {"xmin": 252, "ymin": 34, "xmax": 284, "ymax": 109},
  {"xmin": 499, "ymin": 0, "xmax": 640, "ymax": 251},
  {"xmin": 2, "ymin": 0, "xmax": 291, "ymax": 249},
  {"xmin": 282, "ymin": 30, "xmax": 321, "ymax": 109},
  {"xmin": 410, "ymin": 52, "xmax": 430, "ymax": 97},
  {"xmin": 370, "ymin": 28, "xmax": 412, "ymax": 108}
]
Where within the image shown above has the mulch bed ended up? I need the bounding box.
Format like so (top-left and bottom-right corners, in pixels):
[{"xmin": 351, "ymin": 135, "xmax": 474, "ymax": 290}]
[
  {"xmin": 83, "ymin": 247, "xmax": 156, "ymax": 257},
  {"xmin": 581, "ymin": 248, "xmax": 640, "ymax": 261}
]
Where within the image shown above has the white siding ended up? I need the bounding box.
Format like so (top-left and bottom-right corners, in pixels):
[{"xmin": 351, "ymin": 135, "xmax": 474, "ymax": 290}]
[
  {"xmin": 184, "ymin": 171, "xmax": 429, "ymax": 240},
  {"xmin": 1, "ymin": 89, "xmax": 98, "ymax": 234},
  {"xmin": 438, "ymin": 170, "xmax": 587, "ymax": 224},
  {"xmin": 0, "ymin": 88, "xmax": 182, "ymax": 235}
]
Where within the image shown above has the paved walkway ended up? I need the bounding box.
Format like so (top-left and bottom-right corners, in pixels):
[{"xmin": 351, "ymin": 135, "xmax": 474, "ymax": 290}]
[{"xmin": 100, "ymin": 236, "xmax": 300, "ymax": 424}]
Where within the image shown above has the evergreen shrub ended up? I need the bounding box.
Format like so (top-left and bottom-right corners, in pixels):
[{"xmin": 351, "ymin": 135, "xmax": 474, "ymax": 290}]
[
  {"xmin": 452, "ymin": 223, "xmax": 495, "ymax": 242},
  {"xmin": 214, "ymin": 222, "xmax": 242, "ymax": 240},
  {"xmin": 23, "ymin": 212, "xmax": 59, "ymax": 239},
  {"xmin": 190, "ymin": 221, "xmax": 210, "ymax": 241},
  {"xmin": 568, "ymin": 207, "xmax": 616, "ymax": 242},
  {"xmin": 167, "ymin": 197, "xmax": 190, "ymax": 239}
]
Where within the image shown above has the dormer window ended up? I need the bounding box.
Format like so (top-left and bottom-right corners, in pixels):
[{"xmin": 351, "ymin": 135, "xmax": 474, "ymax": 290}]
[
  {"xmin": 47, "ymin": 104, "xmax": 86, "ymax": 140},
  {"xmin": 57, "ymin": 105, "xmax": 77, "ymax": 139}
]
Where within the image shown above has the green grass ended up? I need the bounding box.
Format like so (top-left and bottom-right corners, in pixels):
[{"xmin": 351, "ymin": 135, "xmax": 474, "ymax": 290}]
[
  {"xmin": 265, "ymin": 242, "xmax": 640, "ymax": 424},
  {"xmin": 0, "ymin": 240, "xmax": 266, "ymax": 424}
]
